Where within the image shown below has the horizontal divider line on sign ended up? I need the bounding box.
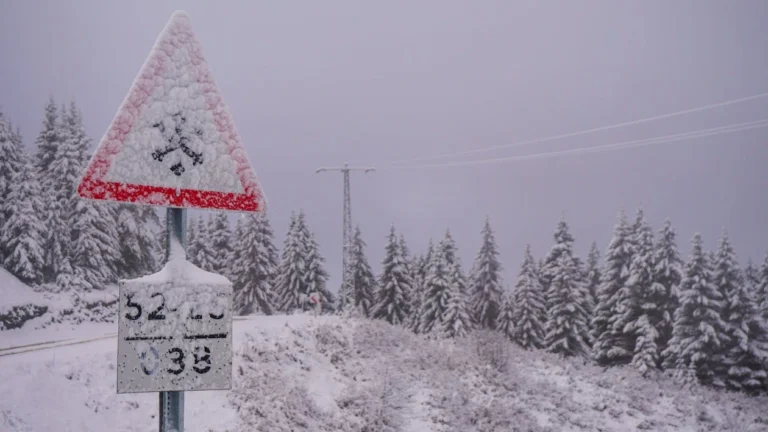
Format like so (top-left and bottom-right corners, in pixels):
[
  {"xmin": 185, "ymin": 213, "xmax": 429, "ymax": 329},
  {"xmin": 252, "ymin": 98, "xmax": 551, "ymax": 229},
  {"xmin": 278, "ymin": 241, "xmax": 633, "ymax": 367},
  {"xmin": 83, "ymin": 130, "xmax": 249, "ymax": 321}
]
[{"xmin": 123, "ymin": 333, "xmax": 229, "ymax": 342}]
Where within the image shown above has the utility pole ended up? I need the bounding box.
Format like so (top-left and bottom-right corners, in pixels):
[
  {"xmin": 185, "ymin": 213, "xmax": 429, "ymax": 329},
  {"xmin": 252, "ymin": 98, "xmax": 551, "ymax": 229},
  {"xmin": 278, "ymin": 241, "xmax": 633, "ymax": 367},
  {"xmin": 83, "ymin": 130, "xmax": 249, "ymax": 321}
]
[{"xmin": 316, "ymin": 163, "xmax": 375, "ymax": 295}]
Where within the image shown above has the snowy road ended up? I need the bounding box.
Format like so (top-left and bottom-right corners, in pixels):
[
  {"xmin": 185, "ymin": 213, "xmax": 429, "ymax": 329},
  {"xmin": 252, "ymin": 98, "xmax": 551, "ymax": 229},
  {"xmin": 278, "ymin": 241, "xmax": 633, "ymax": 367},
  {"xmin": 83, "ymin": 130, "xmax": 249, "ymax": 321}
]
[{"xmin": 0, "ymin": 315, "xmax": 261, "ymax": 357}]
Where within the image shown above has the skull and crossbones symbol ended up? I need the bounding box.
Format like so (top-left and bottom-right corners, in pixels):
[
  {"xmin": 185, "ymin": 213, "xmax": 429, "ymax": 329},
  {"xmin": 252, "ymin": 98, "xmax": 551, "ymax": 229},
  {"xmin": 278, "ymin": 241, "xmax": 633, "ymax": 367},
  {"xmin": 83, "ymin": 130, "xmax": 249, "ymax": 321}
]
[{"xmin": 151, "ymin": 112, "xmax": 204, "ymax": 176}]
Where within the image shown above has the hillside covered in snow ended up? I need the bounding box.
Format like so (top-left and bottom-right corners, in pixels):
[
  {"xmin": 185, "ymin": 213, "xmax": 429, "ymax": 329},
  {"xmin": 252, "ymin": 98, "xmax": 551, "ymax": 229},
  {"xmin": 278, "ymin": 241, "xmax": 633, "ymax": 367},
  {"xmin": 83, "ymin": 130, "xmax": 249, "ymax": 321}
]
[{"xmin": 2, "ymin": 314, "xmax": 767, "ymax": 432}]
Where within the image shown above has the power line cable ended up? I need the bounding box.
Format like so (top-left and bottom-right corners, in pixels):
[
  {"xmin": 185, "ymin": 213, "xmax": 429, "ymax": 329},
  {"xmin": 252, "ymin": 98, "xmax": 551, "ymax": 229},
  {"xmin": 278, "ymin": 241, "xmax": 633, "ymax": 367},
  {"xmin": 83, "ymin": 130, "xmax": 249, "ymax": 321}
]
[
  {"xmin": 383, "ymin": 119, "xmax": 768, "ymax": 170},
  {"xmin": 391, "ymin": 92, "xmax": 768, "ymax": 165}
]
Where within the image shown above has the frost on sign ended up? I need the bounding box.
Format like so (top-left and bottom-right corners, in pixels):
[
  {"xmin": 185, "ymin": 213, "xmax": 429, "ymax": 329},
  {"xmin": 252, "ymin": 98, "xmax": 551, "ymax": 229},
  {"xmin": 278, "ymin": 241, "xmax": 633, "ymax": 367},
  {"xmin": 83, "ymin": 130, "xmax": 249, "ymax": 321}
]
[
  {"xmin": 117, "ymin": 260, "xmax": 233, "ymax": 393},
  {"xmin": 76, "ymin": 10, "xmax": 266, "ymax": 213}
]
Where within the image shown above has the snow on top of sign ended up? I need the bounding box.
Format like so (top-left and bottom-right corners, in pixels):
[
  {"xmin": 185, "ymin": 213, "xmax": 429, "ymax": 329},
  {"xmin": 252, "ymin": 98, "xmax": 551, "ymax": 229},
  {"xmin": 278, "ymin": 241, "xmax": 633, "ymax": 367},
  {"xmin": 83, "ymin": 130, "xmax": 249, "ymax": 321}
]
[
  {"xmin": 128, "ymin": 235, "xmax": 230, "ymax": 285},
  {"xmin": 78, "ymin": 10, "xmax": 266, "ymax": 212}
]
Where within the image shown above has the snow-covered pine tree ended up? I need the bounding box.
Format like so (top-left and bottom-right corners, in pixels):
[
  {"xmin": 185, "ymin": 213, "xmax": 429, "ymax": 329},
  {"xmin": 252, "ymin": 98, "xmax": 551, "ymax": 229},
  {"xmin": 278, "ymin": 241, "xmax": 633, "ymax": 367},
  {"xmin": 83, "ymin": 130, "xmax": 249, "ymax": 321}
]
[
  {"xmin": 410, "ymin": 240, "xmax": 435, "ymax": 333},
  {"xmin": 209, "ymin": 212, "xmax": 233, "ymax": 276},
  {"xmin": 512, "ymin": 245, "xmax": 546, "ymax": 349},
  {"xmin": 592, "ymin": 211, "xmax": 634, "ymax": 365},
  {"xmin": 496, "ymin": 289, "xmax": 515, "ymax": 342},
  {"xmin": 541, "ymin": 217, "xmax": 577, "ymax": 294},
  {"xmin": 50, "ymin": 102, "xmax": 101, "ymax": 284},
  {"xmin": 115, "ymin": 204, "xmax": 159, "ymax": 278},
  {"xmin": 440, "ymin": 265, "xmax": 472, "ymax": 339},
  {"xmin": 407, "ymin": 253, "xmax": 424, "ymax": 330},
  {"xmin": 231, "ymin": 213, "xmax": 279, "ymax": 316},
  {"xmin": 712, "ymin": 231, "xmax": 768, "ymax": 392},
  {"xmin": 419, "ymin": 240, "xmax": 434, "ymax": 285},
  {"xmin": 440, "ymin": 229, "xmax": 470, "ymax": 317},
  {"xmin": 584, "ymin": 242, "xmax": 601, "ymax": 318},
  {"xmin": 34, "ymin": 97, "xmax": 63, "ymax": 181},
  {"xmin": 544, "ymin": 251, "xmax": 591, "ymax": 357},
  {"xmin": 65, "ymin": 194, "xmax": 120, "ymax": 291},
  {"xmin": 372, "ymin": 227, "xmax": 413, "ymax": 325},
  {"xmin": 398, "ymin": 234, "xmax": 415, "ymax": 311},
  {"xmin": 398, "ymin": 234, "xmax": 412, "ymax": 276},
  {"xmin": 758, "ymin": 254, "xmax": 768, "ymax": 321},
  {"xmin": 469, "ymin": 218, "xmax": 504, "ymax": 330},
  {"xmin": 542, "ymin": 217, "xmax": 592, "ymax": 349},
  {"xmin": 1, "ymin": 153, "xmax": 46, "ymax": 285},
  {"xmin": 613, "ymin": 209, "xmax": 661, "ymax": 374},
  {"xmin": 186, "ymin": 215, "xmax": 199, "ymax": 262},
  {"xmin": 743, "ymin": 259, "xmax": 760, "ymax": 299},
  {"xmin": 304, "ymin": 228, "xmax": 334, "ymax": 313},
  {"xmin": 652, "ymin": 219, "xmax": 683, "ymax": 363},
  {"xmin": 0, "ymin": 112, "xmax": 23, "ymax": 239},
  {"xmin": 273, "ymin": 213, "xmax": 305, "ymax": 312},
  {"xmin": 344, "ymin": 226, "xmax": 376, "ymax": 317},
  {"xmin": 188, "ymin": 216, "xmax": 214, "ymax": 271},
  {"xmin": 662, "ymin": 233, "xmax": 728, "ymax": 385},
  {"xmin": 419, "ymin": 247, "xmax": 452, "ymax": 335}
]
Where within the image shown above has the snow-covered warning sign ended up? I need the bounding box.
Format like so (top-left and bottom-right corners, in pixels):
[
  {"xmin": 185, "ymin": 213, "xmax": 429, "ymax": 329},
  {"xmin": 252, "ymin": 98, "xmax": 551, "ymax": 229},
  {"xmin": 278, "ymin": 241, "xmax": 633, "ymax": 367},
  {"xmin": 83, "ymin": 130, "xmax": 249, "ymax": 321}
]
[
  {"xmin": 77, "ymin": 11, "xmax": 266, "ymax": 212},
  {"xmin": 117, "ymin": 257, "xmax": 233, "ymax": 393}
]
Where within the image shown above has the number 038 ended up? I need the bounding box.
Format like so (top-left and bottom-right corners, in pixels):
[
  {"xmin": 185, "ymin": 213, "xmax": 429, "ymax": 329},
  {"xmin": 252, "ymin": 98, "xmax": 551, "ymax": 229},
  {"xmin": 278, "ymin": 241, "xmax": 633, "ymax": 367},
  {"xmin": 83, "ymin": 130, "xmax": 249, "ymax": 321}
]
[{"xmin": 139, "ymin": 346, "xmax": 212, "ymax": 376}]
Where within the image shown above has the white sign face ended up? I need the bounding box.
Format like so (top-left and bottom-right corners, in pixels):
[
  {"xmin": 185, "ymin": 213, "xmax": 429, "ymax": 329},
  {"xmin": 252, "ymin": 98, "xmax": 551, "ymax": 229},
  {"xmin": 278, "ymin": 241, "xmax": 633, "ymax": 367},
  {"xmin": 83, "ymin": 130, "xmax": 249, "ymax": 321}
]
[{"xmin": 117, "ymin": 279, "xmax": 232, "ymax": 393}]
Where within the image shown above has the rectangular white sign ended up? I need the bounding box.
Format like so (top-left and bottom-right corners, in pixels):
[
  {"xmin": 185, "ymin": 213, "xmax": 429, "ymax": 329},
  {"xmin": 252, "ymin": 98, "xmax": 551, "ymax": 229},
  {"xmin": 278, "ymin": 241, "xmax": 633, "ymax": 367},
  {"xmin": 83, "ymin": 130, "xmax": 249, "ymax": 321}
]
[{"xmin": 117, "ymin": 280, "xmax": 232, "ymax": 393}]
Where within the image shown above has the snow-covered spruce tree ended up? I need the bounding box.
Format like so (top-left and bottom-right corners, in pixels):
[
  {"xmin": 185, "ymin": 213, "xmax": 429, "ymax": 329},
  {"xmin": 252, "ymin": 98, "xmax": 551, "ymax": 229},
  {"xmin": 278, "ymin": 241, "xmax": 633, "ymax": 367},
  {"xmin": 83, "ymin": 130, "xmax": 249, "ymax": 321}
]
[
  {"xmin": 440, "ymin": 265, "xmax": 473, "ymax": 339},
  {"xmin": 410, "ymin": 240, "xmax": 435, "ymax": 333},
  {"xmin": 0, "ymin": 112, "xmax": 24, "ymax": 237},
  {"xmin": 398, "ymin": 234, "xmax": 416, "ymax": 311},
  {"xmin": 231, "ymin": 213, "xmax": 279, "ymax": 316},
  {"xmin": 512, "ymin": 245, "xmax": 546, "ymax": 349},
  {"xmin": 496, "ymin": 289, "xmax": 515, "ymax": 342},
  {"xmin": 373, "ymin": 227, "xmax": 413, "ymax": 325},
  {"xmin": 1, "ymin": 155, "xmax": 46, "ymax": 285},
  {"xmin": 115, "ymin": 204, "xmax": 159, "ymax": 278},
  {"xmin": 34, "ymin": 97, "xmax": 63, "ymax": 180},
  {"xmin": 44, "ymin": 102, "xmax": 95, "ymax": 285},
  {"xmin": 342, "ymin": 226, "xmax": 375, "ymax": 317},
  {"xmin": 469, "ymin": 218, "xmax": 504, "ymax": 330},
  {"xmin": 440, "ymin": 229, "xmax": 470, "ymax": 314},
  {"xmin": 713, "ymin": 231, "xmax": 768, "ymax": 392},
  {"xmin": 65, "ymin": 194, "xmax": 120, "ymax": 291},
  {"xmin": 190, "ymin": 216, "xmax": 215, "ymax": 271},
  {"xmin": 612, "ymin": 209, "xmax": 660, "ymax": 374},
  {"xmin": 743, "ymin": 259, "xmax": 761, "ymax": 300},
  {"xmin": 662, "ymin": 233, "xmax": 729, "ymax": 386},
  {"xmin": 592, "ymin": 211, "xmax": 634, "ymax": 365},
  {"xmin": 419, "ymin": 247, "xmax": 452, "ymax": 335},
  {"xmin": 541, "ymin": 217, "xmax": 577, "ymax": 294},
  {"xmin": 186, "ymin": 215, "xmax": 199, "ymax": 262},
  {"xmin": 209, "ymin": 212, "xmax": 233, "ymax": 276},
  {"xmin": 584, "ymin": 242, "xmax": 601, "ymax": 318},
  {"xmin": 652, "ymin": 219, "xmax": 683, "ymax": 363},
  {"xmin": 544, "ymin": 251, "xmax": 591, "ymax": 357},
  {"xmin": 758, "ymin": 254, "xmax": 768, "ymax": 321},
  {"xmin": 273, "ymin": 213, "xmax": 305, "ymax": 312},
  {"xmin": 304, "ymin": 229, "xmax": 334, "ymax": 313},
  {"xmin": 398, "ymin": 234, "xmax": 412, "ymax": 278},
  {"xmin": 543, "ymin": 218, "xmax": 592, "ymax": 348}
]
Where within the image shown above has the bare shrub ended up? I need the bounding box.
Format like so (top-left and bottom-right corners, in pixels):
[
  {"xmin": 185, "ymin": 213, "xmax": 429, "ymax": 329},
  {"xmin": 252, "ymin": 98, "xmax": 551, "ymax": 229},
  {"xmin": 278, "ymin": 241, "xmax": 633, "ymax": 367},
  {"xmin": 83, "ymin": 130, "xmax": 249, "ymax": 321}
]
[
  {"xmin": 473, "ymin": 330, "xmax": 510, "ymax": 373},
  {"xmin": 338, "ymin": 368, "xmax": 412, "ymax": 432}
]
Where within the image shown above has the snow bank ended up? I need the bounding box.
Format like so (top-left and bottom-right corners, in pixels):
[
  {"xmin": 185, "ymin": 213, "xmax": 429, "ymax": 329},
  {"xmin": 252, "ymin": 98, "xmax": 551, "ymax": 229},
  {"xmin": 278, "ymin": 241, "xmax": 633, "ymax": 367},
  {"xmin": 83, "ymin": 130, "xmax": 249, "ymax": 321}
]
[
  {"xmin": 0, "ymin": 268, "xmax": 47, "ymax": 330},
  {"xmin": 3, "ymin": 315, "xmax": 768, "ymax": 431},
  {"xmin": 0, "ymin": 267, "xmax": 119, "ymax": 332}
]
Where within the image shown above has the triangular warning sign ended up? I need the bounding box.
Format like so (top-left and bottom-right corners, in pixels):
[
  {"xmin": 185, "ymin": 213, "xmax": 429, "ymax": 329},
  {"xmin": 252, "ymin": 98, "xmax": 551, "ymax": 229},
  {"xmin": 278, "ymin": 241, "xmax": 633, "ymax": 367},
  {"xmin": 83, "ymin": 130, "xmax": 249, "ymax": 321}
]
[{"xmin": 78, "ymin": 11, "xmax": 266, "ymax": 213}]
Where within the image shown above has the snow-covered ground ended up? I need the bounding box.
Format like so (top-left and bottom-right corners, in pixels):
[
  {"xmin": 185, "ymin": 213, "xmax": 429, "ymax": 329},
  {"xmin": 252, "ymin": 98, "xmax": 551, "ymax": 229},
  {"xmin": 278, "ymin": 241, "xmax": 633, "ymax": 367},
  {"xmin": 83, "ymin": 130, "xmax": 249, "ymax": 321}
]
[{"xmin": 2, "ymin": 314, "xmax": 768, "ymax": 432}]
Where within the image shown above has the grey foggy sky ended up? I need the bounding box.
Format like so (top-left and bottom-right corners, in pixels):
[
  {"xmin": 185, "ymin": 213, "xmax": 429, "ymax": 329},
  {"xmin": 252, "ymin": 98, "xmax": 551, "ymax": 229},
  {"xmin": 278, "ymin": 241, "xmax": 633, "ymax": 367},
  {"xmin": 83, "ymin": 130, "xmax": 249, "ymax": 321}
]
[{"xmin": 2, "ymin": 1, "xmax": 768, "ymax": 289}]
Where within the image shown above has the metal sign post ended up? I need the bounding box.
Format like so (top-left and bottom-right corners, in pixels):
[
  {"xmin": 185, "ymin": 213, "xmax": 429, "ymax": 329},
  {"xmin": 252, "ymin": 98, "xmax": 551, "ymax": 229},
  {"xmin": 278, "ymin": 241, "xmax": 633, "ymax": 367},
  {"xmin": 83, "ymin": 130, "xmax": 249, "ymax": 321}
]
[{"xmin": 160, "ymin": 207, "xmax": 186, "ymax": 432}]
